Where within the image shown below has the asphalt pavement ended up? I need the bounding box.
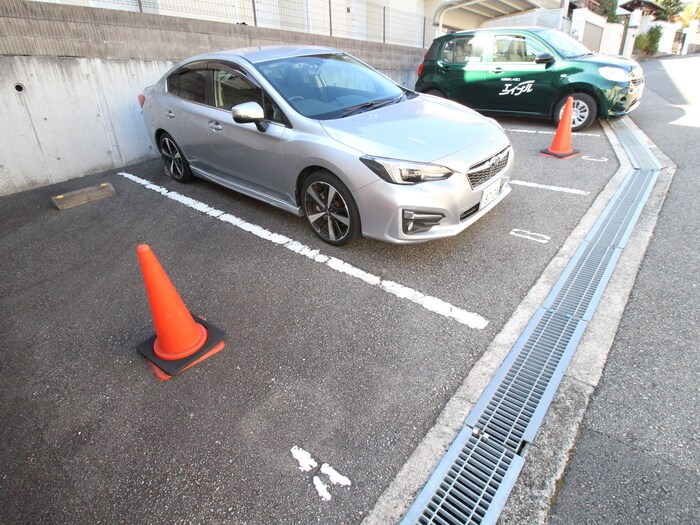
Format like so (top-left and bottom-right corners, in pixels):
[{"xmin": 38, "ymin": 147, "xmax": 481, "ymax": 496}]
[
  {"xmin": 547, "ymin": 55, "xmax": 700, "ymax": 524},
  {"xmin": 1, "ymin": 56, "xmax": 695, "ymax": 525}
]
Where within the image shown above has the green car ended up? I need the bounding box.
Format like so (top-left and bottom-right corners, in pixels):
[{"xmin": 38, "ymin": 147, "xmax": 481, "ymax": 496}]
[{"xmin": 416, "ymin": 27, "xmax": 644, "ymax": 131}]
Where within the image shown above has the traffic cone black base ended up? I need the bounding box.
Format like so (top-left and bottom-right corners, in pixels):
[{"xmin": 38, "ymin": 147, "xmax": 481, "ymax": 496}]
[
  {"xmin": 137, "ymin": 315, "xmax": 226, "ymax": 380},
  {"xmin": 539, "ymin": 147, "xmax": 580, "ymax": 159}
]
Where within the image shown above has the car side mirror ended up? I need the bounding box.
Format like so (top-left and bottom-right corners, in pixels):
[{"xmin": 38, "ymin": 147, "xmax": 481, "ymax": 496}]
[
  {"xmin": 535, "ymin": 53, "xmax": 555, "ymax": 65},
  {"xmin": 232, "ymin": 101, "xmax": 268, "ymax": 132}
]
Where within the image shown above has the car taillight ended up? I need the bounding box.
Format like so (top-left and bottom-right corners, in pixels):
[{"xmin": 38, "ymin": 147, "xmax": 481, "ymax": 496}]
[
  {"xmin": 137, "ymin": 94, "xmax": 145, "ymax": 108},
  {"xmin": 417, "ymin": 63, "xmax": 424, "ymax": 77}
]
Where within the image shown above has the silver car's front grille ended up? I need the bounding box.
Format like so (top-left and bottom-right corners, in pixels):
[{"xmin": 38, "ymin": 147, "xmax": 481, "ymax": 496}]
[{"xmin": 467, "ymin": 147, "xmax": 509, "ymax": 188}]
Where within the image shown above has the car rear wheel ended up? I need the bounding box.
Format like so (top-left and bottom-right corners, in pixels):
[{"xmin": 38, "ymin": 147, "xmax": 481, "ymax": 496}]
[
  {"xmin": 424, "ymin": 89, "xmax": 444, "ymax": 97},
  {"xmin": 554, "ymin": 93, "xmax": 597, "ymax": 132},
  {"xmin": 159, "ymin": 132, "xmax": 193, "ymax": 183},
  {"xmin": 302, "ymin": 170, "xmax": 360, "ymax": 246}
]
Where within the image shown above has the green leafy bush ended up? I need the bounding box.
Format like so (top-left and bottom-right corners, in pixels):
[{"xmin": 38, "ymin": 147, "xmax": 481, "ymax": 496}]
[{"xmin": 635, "ymin": 26, "xmax": 663, "ymax": 56}]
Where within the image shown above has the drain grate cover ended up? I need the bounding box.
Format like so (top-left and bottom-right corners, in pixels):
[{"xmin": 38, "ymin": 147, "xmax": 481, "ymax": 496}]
[
  {"xmin": 406, "ymin": 428, "xmax": 524, "ymax": 525},
  {"xmin": 402, "ymin": 123, "xmax": 660, "ymax": 525}
]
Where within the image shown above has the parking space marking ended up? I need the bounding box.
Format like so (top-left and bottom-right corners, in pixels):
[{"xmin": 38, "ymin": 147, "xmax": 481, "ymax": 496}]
[
  {"xmin": 119, "ymin": 172, "xmax": 489, "ymax": 330},
  {"xmin": 291, "ymin": 446, "xmax": 352, "ymax": 502},
  {"xmin": 509, "ymin": 229, "xmax": 551, "ymax": 244},
  {"xmin": 510, "ymin": 180, "xmax": 590, "ymax": 196},
  {"xmin": 505, "ymin": 128, "xmax": 601, "ymax": 138}
]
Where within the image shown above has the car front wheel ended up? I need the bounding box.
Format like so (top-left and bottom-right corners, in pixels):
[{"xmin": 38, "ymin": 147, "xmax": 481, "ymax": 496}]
[
  {"xmin": 302, "ymin": 170, "xmax": 360, "ymax": 246},
  {"xmin": 554, "ymin": 93, "xmax": 597, "ymax": 132},
  {"xmin": 159, "ymin": 132, "xmax": 193, "ymax": 182}
]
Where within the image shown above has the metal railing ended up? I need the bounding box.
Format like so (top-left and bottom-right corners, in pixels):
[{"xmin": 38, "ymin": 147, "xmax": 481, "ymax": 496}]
[{"xmin": 36, "ymin": 0, "xmax": 426, "ymax": 48}]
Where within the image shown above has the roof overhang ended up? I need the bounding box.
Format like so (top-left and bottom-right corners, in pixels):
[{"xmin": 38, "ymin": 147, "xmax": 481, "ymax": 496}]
[
  {"xmin": 618, "ymin": 0, "xmax": 665, "ymax": 13},
  {"xmin": 433, "ymin": 0, "xmax": 548, "ymax": 26}
]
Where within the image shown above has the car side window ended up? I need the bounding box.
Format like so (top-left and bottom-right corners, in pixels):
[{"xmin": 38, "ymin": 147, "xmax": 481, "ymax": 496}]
[
  {"xmin": 167, "ymin": 69, "xmax": 207, "ymax": 103},
  {"xmin": 213, "ymin": 70, "xmax": 261, "ymax": 109},
  {"xmin": 494, "ymin": 36, "xmax": 547, "ymax": 63},
  {"xmin": 213, "ymin": 69, "xmax": 286, "ymax": 125},
  {"xmin": 442, "ymin": 36, "xmax": 484, "ymax": 64}
]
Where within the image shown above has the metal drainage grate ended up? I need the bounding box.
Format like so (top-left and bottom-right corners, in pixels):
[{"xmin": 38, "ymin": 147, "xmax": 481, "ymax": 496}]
[
  {"xmin": 402, "ymin": 124, "xmax": 660, "ymax": 525},
  {"xmin": 469, "ymin": 310, "xmax": 584, "ymax": 454},
  {"xmin": 412, "ymin": 427, "xmax": 524, "ymax": 525}
]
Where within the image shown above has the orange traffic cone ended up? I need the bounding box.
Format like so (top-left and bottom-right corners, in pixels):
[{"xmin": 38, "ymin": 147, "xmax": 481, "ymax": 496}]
[
  {"xmin": 540, "ymin": 96, "xmax": 579, "ymax": 159},
  {"xmin": 136, "ymin": 244, "xmax": 225, "ymax": 380}
]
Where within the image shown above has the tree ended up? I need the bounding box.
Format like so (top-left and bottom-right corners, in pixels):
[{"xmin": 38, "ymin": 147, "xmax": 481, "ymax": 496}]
[
  {"xmin": 598, "ymin": 0, "xmax": 620, "ymax": 23},
  {"xmin": 655, "ymin": 0, "xmax": 685, "ymax": 21},
  {"xmin": 635, "ymin": 25, "xmax": 663, "ymax": 55},
  {"xmin": 680, "ymin": 3, "xmax": 700, "ymax": 24}
]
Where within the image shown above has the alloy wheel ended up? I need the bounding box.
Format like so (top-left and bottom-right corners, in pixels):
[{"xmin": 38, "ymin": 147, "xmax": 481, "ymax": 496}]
[
  {"xmin": 304, "ymin": 181, "xmax": 351, "ymax": 243},
  {"xmin": 160, "ymin": 136, "xmax": 184, "ymax": 179}
]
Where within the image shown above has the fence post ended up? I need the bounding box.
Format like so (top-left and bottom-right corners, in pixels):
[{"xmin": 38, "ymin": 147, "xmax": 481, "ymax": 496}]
[
  {"xmin": 252, "ymin": 0, "xmax": 258, "ymax": 27},
  {"xmin": 328, "ymin": 0, "xmax": 333, "ymax": 37},
  {"xmin": 383, "ymin": 7, "xmax": 386, "ymax": 44}
]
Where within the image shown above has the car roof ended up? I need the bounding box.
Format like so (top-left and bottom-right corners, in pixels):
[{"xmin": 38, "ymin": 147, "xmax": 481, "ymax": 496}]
[
  {"xmin": 445, "ymin": 26, "xmax": 548, "ymax": 37},
  {"xmin": 182, "ymin": 45, "xmax": 343, "ymax": 65}
]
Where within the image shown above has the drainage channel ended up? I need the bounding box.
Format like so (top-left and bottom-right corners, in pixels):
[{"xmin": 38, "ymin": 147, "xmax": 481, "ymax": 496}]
[{"xmin": 401, "ymin": 118, "xmax": 660, "ymax": 525}]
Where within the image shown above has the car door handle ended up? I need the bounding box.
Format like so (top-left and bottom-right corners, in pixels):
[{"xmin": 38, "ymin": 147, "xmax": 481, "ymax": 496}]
[
  {"xmin": 208, "ymin": 120, "xmax": 223, "ymax": 132},
  {"xmin": 491, "ymin": 67, "xmax": 504, "ymax": 74},
  {"xmin": 165, "ymin": 110, "xmax": 175, "ymax": 119}
]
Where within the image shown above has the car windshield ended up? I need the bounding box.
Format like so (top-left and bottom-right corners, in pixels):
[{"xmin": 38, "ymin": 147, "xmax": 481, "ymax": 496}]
[
  {"xmin": 534, "ymin": 28, "xmax": 593, "ymax": 59},
  {"xmin": 255, "ymin": 53, "xmax": 405, "ymax": 120}
]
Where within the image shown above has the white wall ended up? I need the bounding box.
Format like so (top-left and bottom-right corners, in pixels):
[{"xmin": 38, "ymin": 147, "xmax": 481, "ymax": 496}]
[
  {"xmin": 0, "ymin": 57, "xmax": 172, "ymax": 196},
  {"xmin": 600, "ymin": 22, "xmax": 624, "ymax": 55},
  {"xmin": 651, "ymin": 20, "xmax": 681, "ymax": 54}
]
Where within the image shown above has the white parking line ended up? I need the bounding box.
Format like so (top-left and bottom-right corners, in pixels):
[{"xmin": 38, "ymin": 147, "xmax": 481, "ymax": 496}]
[
  {"xmin": 506, "ymin": 128, "xmax": 601, "ymax": 138},
  {"xmin": 119, "ymin": 172, "xmax": 489, "ymax": 330},
  {"xmin": 510, "ymin": 229, "xmax": 551, "ymax": 244},
  {"xmin": 510, "ymin": 180, "xmax": 590, "ymax": 196}
]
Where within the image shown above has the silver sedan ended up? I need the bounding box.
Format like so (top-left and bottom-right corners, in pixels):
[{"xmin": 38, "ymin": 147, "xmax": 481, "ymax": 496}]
[{"xmin": 140, "ymin": 46, "xmax": 513, "ymax": 245}]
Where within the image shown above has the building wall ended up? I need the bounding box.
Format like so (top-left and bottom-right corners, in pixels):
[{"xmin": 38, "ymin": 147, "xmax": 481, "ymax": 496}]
[{"xmin": 0, "ymin": 1, "xmax": 425, "ymax": 195}]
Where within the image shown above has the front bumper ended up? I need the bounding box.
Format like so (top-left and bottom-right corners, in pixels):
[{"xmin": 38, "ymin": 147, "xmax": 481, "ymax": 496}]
[
  {"xmin": 353, "ymin": 148, "xmax": 513, "ymax": 244},
  {"xmin": 605, "ymin": 79, "xmax": 644, "ymax": 117}
]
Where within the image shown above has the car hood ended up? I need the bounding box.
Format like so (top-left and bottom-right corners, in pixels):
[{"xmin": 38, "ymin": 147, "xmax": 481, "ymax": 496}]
[
  {"xmin": 320, "ymin": 96, "xmax": 507, "ymax": 163},
  {"xmin": 574, "ymin": 53, "xmax": 640, "ymax": 72}
]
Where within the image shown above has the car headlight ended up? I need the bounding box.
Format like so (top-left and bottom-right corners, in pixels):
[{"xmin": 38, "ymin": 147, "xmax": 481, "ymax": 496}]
[
  {"xmin": 599, "ymin": 66, "xmax": 630, "ymax": 83},
  {"xmin": 360, "ymin": 156, "xmax": 453, "ymax": 185}
]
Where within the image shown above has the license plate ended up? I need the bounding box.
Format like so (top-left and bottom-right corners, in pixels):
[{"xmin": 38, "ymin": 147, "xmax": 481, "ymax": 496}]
[{"xmin": 480, "ymin": 180, "xmax": 500, "ymax": 209}]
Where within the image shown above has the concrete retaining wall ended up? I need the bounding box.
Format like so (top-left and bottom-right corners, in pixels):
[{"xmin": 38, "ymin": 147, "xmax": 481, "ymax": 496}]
[
  {"xmin": 0, "ymin": 1, "xmax": 425, "ymax": 196},
  {"xmin": 1, "ymin": 56, "xmax": 171, "ymax": 195}
]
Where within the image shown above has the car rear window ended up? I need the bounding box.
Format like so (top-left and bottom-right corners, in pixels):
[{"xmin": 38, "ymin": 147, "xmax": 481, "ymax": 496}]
[{"xmin": 167, "ymin": 69, "xmax": 207, "ymax": 104}]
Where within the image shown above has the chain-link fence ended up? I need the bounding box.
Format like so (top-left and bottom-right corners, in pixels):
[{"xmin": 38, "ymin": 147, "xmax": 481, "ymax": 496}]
[{"xmin": 39, "ymin": 0, "xmax": 426, "ymax": 48}]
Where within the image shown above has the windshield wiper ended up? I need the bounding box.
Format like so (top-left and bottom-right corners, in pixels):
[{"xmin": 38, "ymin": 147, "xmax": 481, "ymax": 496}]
[
  {"xmin": 396, "ymin": 89, "xmax": 418, "ymax": 103},
  {"xmin": 340, "ymin": 97, "xmax": 396, "ymax": 117}
]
